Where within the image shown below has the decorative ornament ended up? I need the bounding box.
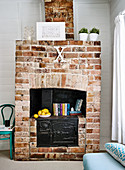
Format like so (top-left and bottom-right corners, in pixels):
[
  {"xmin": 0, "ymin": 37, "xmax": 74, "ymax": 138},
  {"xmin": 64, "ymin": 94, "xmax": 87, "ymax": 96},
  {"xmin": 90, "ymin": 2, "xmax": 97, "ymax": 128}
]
[
  {"xmin": 71, "ymin": 107, "xmax": 74, "ymax": 111},
  {"xmin": 24, "ymin": 26, "xmax": 34, "ymax": 40},
  {"xmin": 54, "ymin": 46, "xmax": 66, "ymax": 63}
]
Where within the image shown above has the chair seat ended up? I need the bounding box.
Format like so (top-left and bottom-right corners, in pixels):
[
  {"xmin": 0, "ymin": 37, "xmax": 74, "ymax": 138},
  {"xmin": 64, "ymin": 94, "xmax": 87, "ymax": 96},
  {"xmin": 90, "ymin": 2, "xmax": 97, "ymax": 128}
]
[
  {"xmin": 0, "ymin": 131, "xmax": 12, "ymax": 136},
  {"xmin": 0, "ymin": 126, "xmax": 13, "ymax": 132},
  {"xmin": 0, "ymin": 128, "xmax": 13, "ymax": 140}
]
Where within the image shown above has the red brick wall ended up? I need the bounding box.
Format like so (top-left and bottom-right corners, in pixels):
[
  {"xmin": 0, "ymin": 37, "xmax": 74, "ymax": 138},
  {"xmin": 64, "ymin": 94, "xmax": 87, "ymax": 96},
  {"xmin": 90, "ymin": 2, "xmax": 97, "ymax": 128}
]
[
  {"xmin": 44, "ymin": 0, "xmax": 74, "ymax": 39},
  {"xmin": 15, "ymin": 40, "xmax": 101, "ymax": 160}
]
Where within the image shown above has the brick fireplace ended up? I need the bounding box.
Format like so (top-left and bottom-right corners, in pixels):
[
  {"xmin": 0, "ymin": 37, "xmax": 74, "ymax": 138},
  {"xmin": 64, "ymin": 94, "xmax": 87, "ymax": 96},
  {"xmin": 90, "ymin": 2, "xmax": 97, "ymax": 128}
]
[{"xmin": 15, "ymin": 40, "xmax": 101, "ymax": 160}]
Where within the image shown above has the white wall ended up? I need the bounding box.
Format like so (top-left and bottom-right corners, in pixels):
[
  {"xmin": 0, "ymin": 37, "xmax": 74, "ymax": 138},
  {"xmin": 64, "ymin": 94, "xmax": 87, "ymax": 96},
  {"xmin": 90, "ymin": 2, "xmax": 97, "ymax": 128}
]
[
  {"xmin": 111, "ymin": 0, "xmax": 125, "ymax": 26},
  {"xmin": 0, "ymin": 0, "xmax": 42, "ymax": 150},
  {"xmin": 74, "ymin": 0, "xmax": 112, "ymax": 149}
]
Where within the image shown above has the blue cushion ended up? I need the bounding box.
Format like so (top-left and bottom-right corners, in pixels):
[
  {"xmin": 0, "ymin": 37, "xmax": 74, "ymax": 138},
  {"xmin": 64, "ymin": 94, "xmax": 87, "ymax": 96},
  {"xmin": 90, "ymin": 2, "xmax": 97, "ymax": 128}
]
[
  {"xmin": 83, "ymin": 153, "xmax": 125, "ymax": 170},
  {"xmin": 105, "ymin": 143, "xmax": 125, "ymax": 167}
]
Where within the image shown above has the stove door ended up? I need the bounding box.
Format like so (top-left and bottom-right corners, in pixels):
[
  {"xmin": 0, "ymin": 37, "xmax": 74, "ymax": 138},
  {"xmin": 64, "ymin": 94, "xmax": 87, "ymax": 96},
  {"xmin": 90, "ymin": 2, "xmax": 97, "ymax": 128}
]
[
  {"xmin": 37, "ymin": 120, "xmax": 51, "ymax": 147},
  {"xmin": 51, "ymin": 119, "xmax": 78, "ymax": 146}
]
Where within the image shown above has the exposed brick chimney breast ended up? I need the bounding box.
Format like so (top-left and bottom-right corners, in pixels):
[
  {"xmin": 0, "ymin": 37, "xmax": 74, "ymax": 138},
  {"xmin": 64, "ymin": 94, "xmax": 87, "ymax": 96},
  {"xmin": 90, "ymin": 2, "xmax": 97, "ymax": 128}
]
[
  {"xmin": 44, "ymin": 0, "xmax": 74, "ymax": 39},
  {"xmin": 15, "ymin": 40, "xmax": 101, "ymax": 161}
]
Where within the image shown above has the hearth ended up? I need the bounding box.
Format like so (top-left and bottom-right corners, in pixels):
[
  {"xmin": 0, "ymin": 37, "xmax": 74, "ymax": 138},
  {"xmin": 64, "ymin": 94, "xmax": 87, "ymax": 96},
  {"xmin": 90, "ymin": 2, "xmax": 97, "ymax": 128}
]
[{"xmin": 37, "ymin": 116, "xmax": 78, "ymax": 147}]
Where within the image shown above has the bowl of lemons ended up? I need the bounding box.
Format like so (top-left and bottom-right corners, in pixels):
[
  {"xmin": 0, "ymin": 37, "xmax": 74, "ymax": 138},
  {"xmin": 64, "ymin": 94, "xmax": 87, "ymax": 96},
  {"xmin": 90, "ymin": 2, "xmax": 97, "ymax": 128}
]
[
  {"xmin": 39, "ymin": 108, "xmax": 51, "ymax": 118},
  {"xmin": 34, "ymin": 108, "xmax": 51, "ymax": 118}
]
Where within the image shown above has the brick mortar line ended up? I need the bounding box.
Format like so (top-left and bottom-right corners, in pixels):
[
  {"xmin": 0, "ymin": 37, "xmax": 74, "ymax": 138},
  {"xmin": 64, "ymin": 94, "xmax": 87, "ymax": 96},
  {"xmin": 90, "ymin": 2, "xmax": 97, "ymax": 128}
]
[
  {"xmin": 16, "ymin": 40, "xmax": 100, "ymax": 42},
  {"xmin": 17, "ymin": 49, "xmax": 101, "ymax": 51},
  {"xmin": 16, "ymin": 46, "xmax": 101, "ymax": 49},
  {"xmin": 30, "ymin": 152, "xmax": 85, "ymax": 154},
  {"xmin": 16, "ymin": 73, "xmax": 87, "ymax": 75},
  {"xmin": 28, "ymin": 45, "xmax": 101, "ymax": 47},
  {"xmin": 45, "ymin": 44, "xmax": 99, "ymax": 46},
  {"xmin": 16, "ymin": 54, "xmax": 101, "ymax": 58}
]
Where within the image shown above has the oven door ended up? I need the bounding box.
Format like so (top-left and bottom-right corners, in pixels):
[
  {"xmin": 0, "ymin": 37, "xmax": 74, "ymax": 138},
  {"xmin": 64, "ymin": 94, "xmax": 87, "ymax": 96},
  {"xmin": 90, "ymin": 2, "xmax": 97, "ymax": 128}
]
[
  {"xmin": 37, "ymin": 120, "xmax": 51, "ymax": 147},
  {"xmin": 51, "ymin": 119, "xmax": 78, "ymax": 146}
]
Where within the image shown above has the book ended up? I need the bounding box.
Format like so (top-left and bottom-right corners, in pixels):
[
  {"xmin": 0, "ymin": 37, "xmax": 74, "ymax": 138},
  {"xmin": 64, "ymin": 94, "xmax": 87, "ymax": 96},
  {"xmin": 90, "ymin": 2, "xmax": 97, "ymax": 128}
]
[
  {"xmin": 53, "ymin": 103, "xmax": 58, "ymax": 116},
  {"xmin": 77, "ymin": 99, "xmax": 83, "ymax": 111},
  {"xmin": 70, "ymin": 111, "xmax": 82, "ymax": 116},
  {"xmin": 75, "ymin": 99, "xmax": 83, "ymax": 111},
  {"xmin": 67, "ymin": 103, "xmax": 70, "ymax": 116},
  {"xmin": 64, "ymin": 104, "xmax": 67, "ymax": 116},
  {"xmin": 60, "ymin": 104, "xmax": 62, "ymax": 116},
  {"xmin": 53, "ymin": 103, "xmax": 70, "ymax": 116},
  {"xmin": 75, "ymin": 99, "xmax": 81, "ymax": 111},
  {"xmin": 55, "ymin": 104, "xmax": 58, "ymax": 116},
  {"xmin": 53, "ymin": 104, "xmax": 55, "ymax": 116},
  {"xmin": 62, "ymin": 104, "xmax": 65, "ymax": 116},
  {"xmin": 58, "ymin": 103, "xmax": 60, "ymax": 116}
]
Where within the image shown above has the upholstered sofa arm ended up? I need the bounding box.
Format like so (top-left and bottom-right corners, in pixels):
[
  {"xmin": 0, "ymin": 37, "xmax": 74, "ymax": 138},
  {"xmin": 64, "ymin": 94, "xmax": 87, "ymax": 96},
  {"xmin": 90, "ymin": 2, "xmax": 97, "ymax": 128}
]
[{"xmin": 83, "ymin": 153, "xmax": 125, "ymax": 170}]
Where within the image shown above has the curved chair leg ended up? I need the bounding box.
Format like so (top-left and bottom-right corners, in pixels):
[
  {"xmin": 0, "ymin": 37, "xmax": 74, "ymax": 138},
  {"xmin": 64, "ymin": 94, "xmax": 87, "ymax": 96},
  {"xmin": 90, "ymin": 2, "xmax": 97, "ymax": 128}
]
[{"xmin": 10, "ymin": 132, "xmax": 13, "ymax": 160}]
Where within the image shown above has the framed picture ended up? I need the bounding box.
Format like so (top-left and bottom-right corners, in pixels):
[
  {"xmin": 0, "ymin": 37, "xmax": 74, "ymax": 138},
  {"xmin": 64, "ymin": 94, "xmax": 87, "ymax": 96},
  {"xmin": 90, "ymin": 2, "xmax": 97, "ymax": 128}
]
[{"xmin": 36, "ymin": 22, "xmax": 66, "ymax": 41}]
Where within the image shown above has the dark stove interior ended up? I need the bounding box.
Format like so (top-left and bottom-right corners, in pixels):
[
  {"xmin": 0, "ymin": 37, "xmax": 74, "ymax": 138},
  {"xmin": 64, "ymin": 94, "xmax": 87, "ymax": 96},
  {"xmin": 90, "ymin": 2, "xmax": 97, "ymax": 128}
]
[
  {"xmin": 37, "ymin": 116, "xmax": 78, "ymax": 147},
  {"xmin": 30, "ymin": 88, "xmax": 86, "ymax": 117}
]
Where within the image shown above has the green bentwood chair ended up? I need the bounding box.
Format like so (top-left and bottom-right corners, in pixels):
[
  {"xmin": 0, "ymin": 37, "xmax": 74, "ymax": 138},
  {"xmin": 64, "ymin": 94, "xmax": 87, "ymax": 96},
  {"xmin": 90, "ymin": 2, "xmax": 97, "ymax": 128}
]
[{"xmin": 0, "ymin": 104, "xmax": 15, "ymax": 159}]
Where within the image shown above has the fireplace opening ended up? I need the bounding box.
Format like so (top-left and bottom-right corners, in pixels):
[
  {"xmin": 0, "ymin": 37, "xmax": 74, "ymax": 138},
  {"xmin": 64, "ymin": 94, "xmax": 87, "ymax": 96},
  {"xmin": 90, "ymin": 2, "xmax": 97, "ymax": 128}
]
[
  {"xmin": 30, "ymin": 88, "xmax": 86, "ymax": 147},
  {"xmin": 30, "ymin": 88, "xmax": 86, "ymax": 117}
]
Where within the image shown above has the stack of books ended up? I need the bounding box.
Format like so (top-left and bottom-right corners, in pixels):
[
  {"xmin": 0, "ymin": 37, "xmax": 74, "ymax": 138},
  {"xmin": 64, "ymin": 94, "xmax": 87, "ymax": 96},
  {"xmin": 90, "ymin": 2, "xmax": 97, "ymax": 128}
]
[
  {"xmin": 53, "ymin": 103, "xmax": 70, "ymax": 116},
  {"xmin": 70, "ymin": 99, "xmax": 83, "ymax": 116},
  {"xmin": 75, "ymin": 99, "xmax": 83, "ymax": 111}
]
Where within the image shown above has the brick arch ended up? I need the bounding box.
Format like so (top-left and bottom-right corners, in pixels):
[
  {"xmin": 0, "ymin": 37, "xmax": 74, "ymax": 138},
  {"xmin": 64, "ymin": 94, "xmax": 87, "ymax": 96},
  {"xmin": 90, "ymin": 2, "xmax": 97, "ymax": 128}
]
[{"xmin": 30, "ymin": 73, "xmax": 88, "ymax": 91}]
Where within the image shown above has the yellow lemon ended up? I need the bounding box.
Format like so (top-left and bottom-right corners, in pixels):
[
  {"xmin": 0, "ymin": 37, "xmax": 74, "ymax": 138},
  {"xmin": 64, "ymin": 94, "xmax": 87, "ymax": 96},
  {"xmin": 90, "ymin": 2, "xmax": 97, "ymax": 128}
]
[
  {"xmin": 46, "ymin": 112, "xmax": 51, "ymax": 116},
  {"xmin": 42, "ymin": 108, "xmax": 49, "ymax": 113},
  {"xmin": 42, "ymin": 111, "xmax": 46, "ymax": 115},
  {"xmin": 38, "ymin": 110, "xmax": 42, "ymax": 115},
  {"xmin": 34, "ymin": 114, "xmax": 38, "ymax": 118}
]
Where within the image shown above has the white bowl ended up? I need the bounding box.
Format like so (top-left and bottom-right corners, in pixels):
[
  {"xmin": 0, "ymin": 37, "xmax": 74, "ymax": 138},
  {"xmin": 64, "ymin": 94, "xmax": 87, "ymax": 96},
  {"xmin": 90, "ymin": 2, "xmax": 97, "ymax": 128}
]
[{"xmin": 39, "ymin": 114, "xmax": 51, "ymax": 118}]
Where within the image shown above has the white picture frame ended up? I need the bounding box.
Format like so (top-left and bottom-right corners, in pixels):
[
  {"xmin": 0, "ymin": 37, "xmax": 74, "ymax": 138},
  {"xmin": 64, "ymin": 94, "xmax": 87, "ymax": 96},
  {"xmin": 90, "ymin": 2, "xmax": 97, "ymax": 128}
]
[{"xmin": 36, "ymin": 22, "xmax": 66, "ymax": 41}]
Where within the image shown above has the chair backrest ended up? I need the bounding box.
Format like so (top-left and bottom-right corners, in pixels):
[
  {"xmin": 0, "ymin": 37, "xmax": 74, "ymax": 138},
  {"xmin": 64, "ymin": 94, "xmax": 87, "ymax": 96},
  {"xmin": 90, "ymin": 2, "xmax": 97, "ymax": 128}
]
[{"xmin": 0, "ymin": 104, "xmax": 15, "ymax": 125}]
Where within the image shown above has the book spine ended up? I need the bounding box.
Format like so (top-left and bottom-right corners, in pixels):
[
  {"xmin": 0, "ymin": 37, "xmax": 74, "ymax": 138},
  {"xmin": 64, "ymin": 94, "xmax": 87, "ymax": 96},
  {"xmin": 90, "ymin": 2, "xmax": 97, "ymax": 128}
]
[
  {"xmin": 58, "ymin": 103, "xmax": 60, "ymax": 116},
  {"xmin": 67, "ymin": 103, "xmax": 70, "ymax": 116},
  {"xmin": 62, "ymin": 104, "xmax": 65, "ymax": 116},
  {"xmin": 75, "ymin": 100, "xmax": 81, "ymax": 111},
  {"xmin": 53, "ymin": 104, "xmax": 55, "ymax": 116},
  {"xmin": 60, "ymin": 104, "xmax": 62, "ymax": 116},
  {"xmin": 77, "ymin": 99, "xmax": 83, "ymax": 111},
  {"xmin": 55, "ymin": 104, "xmax": 58, "ymax": 116},
  {"xmin": 65, "ymin": 104, "xmax": 67, "ymax": 116}
]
